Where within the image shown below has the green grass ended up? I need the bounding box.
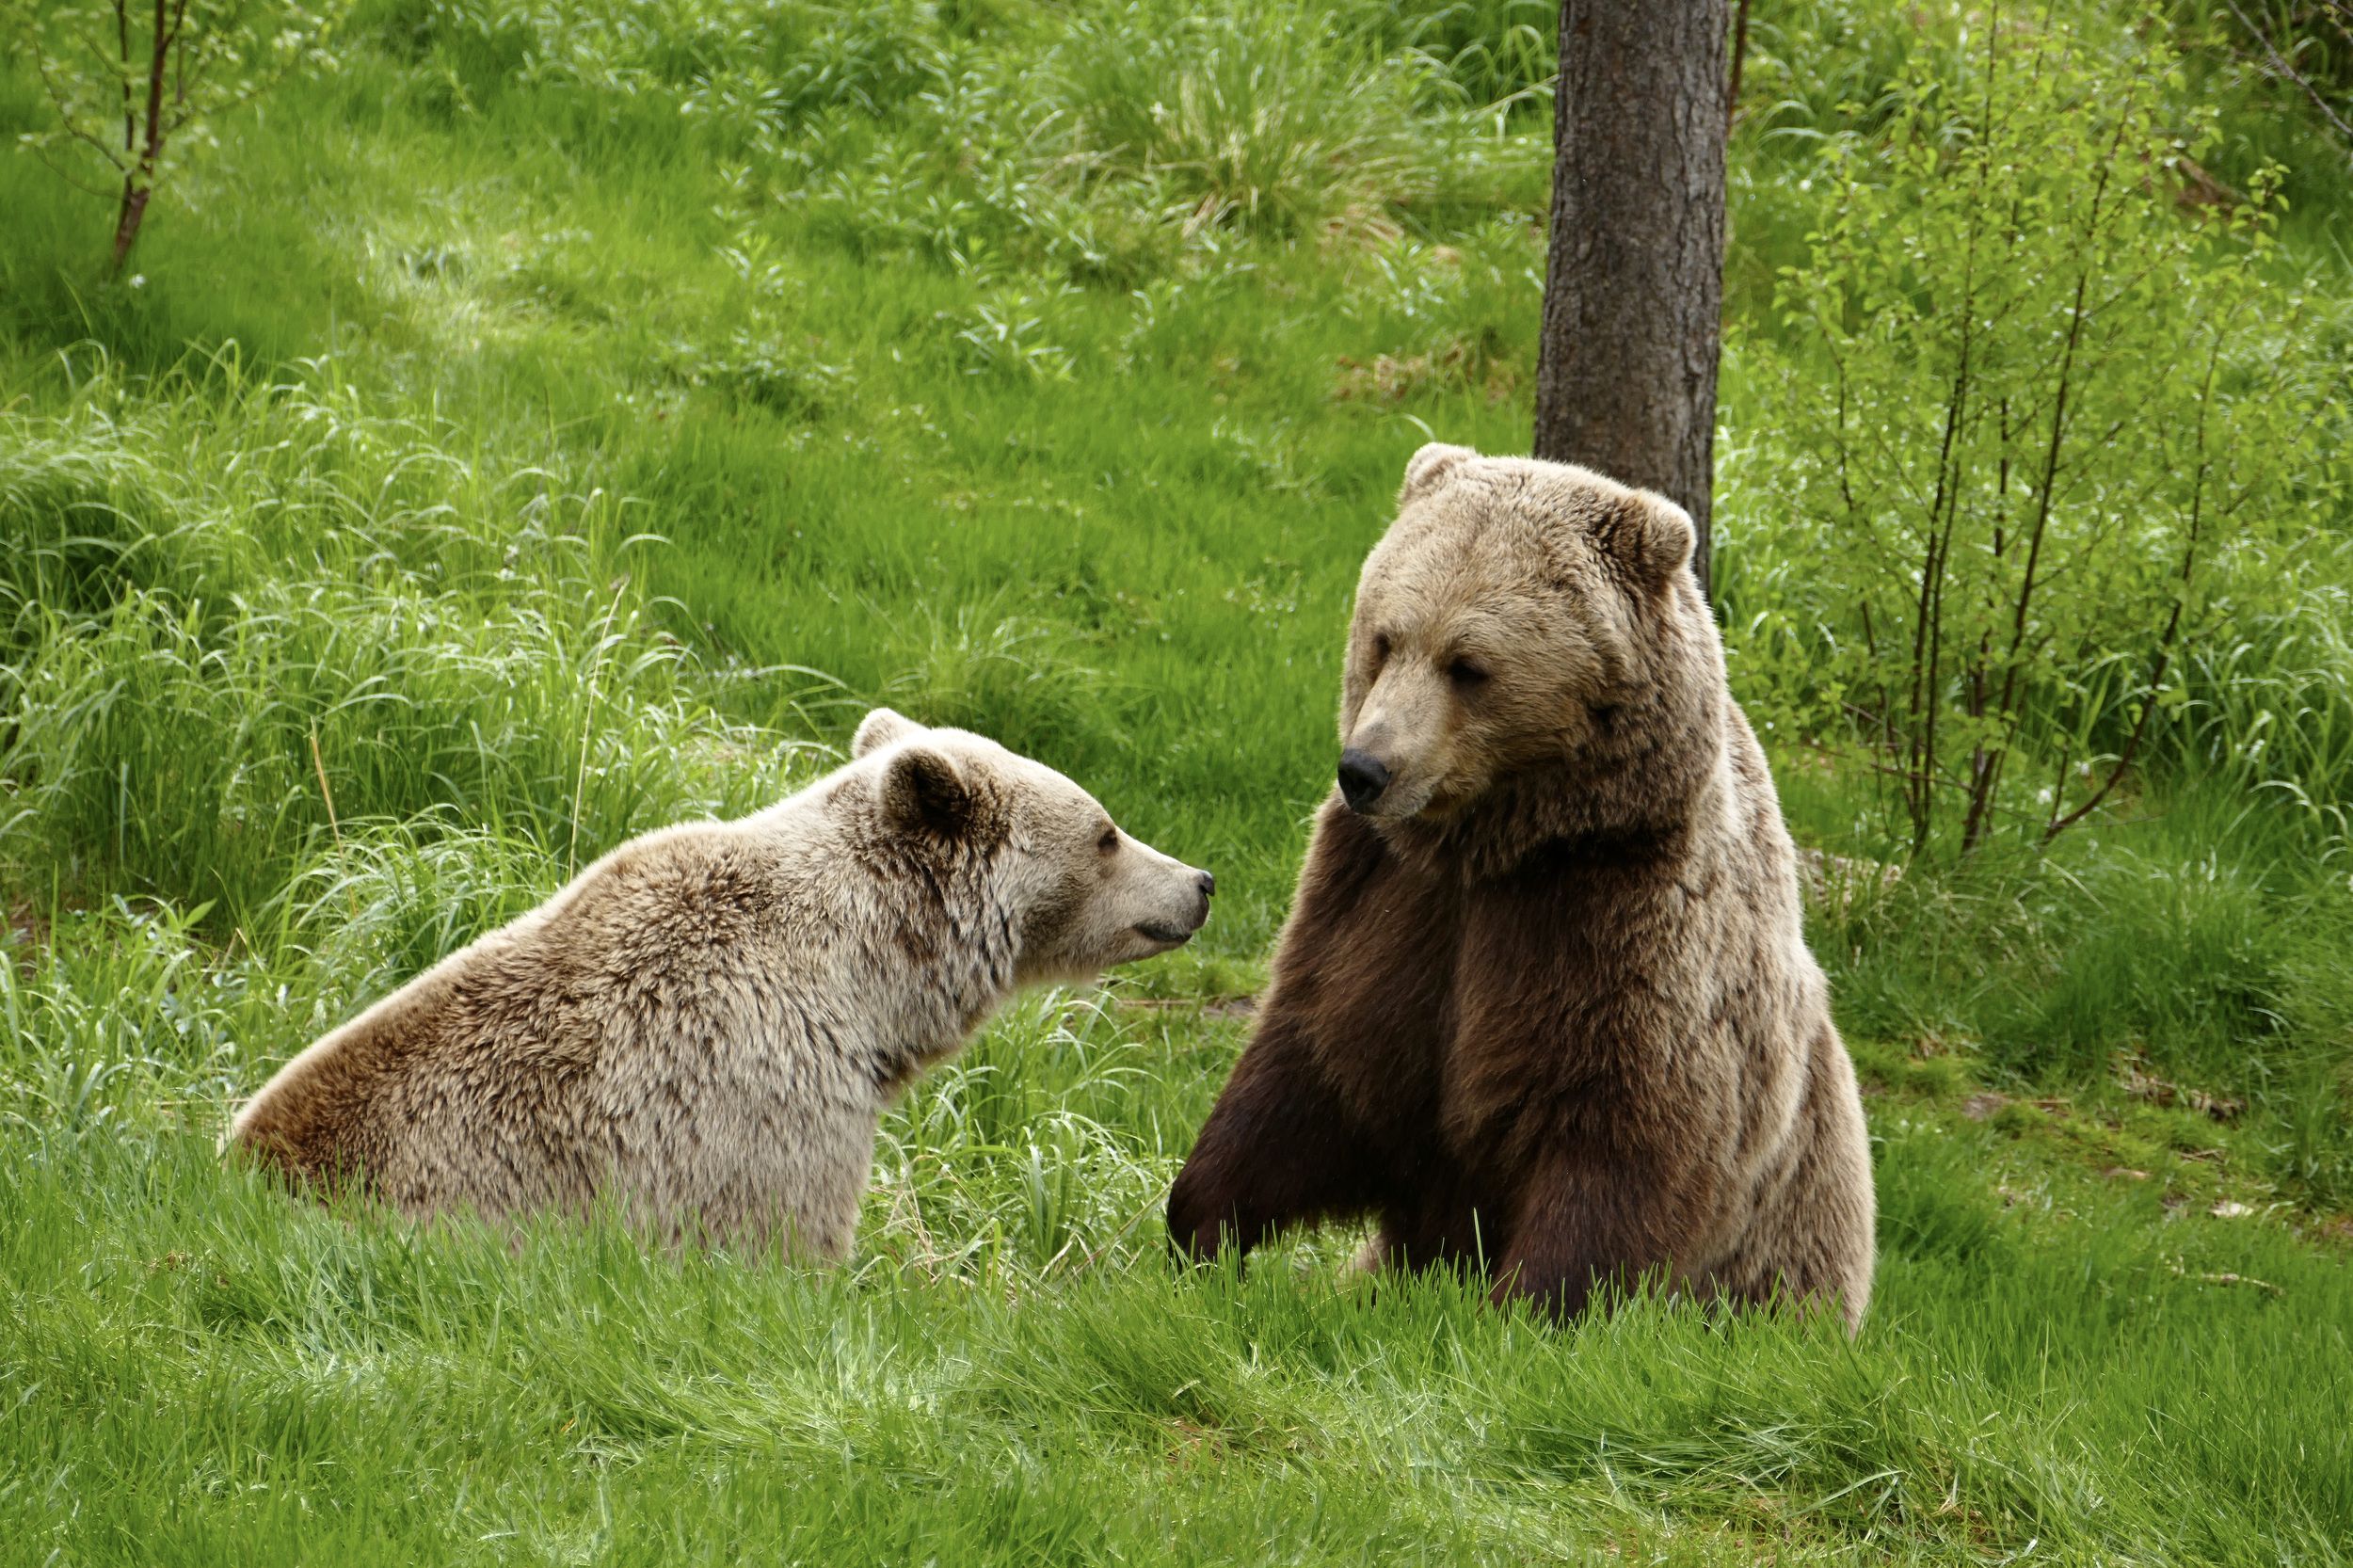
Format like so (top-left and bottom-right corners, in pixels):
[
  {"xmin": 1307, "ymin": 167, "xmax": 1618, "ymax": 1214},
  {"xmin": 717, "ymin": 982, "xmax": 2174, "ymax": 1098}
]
[
  {"xmin": 3, "ymin": 0, "xmax": 2352, "ymax": 1560},
  {"xmin": 8, "ymin": 965, "xmax": 2353, "ymax": 1564}
]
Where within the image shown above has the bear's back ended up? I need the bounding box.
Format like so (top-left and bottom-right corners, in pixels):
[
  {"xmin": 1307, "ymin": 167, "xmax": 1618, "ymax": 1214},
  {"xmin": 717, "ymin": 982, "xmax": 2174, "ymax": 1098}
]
[{"xmin": 229, "ymin": 815, "xmax": 835, "ymax": 1214}]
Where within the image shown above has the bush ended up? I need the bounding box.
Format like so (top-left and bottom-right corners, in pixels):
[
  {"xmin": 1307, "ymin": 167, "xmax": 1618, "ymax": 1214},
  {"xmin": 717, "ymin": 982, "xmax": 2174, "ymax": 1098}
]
[{"xmin": 1725, "ymin": 9, "xmax": 2350, "ymax": 855}]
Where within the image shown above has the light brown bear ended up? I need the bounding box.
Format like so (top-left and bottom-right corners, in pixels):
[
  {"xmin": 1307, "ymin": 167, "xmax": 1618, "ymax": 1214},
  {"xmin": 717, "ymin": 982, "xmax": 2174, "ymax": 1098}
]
[
  {"xmin": 1167, "ymin": 445, "xmax": 1875, "ymax": 1328},
  {"xmin": 229, "ymin": 709, "xmax": 1214, "ymax": 1256}
]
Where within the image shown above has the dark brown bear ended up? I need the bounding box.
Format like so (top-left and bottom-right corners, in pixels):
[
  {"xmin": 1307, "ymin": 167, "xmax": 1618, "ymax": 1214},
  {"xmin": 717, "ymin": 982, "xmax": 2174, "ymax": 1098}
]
[{"xmin": 1167, "ymin": 445, "xmax": 1875, "ymax": 1327}]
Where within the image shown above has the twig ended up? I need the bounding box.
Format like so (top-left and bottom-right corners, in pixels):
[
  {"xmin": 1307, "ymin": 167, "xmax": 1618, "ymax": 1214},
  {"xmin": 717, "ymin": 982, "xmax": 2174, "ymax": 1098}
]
[
  {"xmin": 567, "ymin": 575, "xmax": 631, "ymax": 879},
  {"xmin": 2220, "ymin": 0, "xmax": 2353, "ymax": 152},
  {"xmin": 308, "ymin": 721, "xmax": 342, "ymax": 853},
  {"xmin": 34, "ymin": 44, "xmax": 129, "ymax": 171},
  {"xmin": 1970, "ymin": 84, "xmax": 2138, "ymax": 846},
  {"xmin": 2044, "ymin": 319, "xmax": 2228, "ymax": 840},
  {"xmin": 2168, "ymin": 1257, "xmax": 2282, "ymax": 1297},
  {"xmin": 1727, "ymin": 0, "xmax": 1753, "ymax": 131},
  {"xmin": 310, "ymin": 721, "xmax": 358, "ymax": 920}
]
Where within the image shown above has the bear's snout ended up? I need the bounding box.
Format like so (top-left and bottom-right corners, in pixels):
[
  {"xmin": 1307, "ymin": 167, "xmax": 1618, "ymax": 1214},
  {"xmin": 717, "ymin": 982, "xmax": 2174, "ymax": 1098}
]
[
  {"xmin": 1174, "ymin": 869, "xmax": 1215, "ymax": 935},
  {"xmin": 1337, "ymin": 749, "xmax": 1390, "ymax": 813},
  {"xmin": 1133, "ymin": 864, "xmax": 1215, "ymax": 948}
]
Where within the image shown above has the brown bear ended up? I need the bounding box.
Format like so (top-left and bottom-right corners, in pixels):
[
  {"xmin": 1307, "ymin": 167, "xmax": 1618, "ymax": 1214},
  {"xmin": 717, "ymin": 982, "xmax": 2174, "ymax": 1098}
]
[
  {"xmin": 229, "ymin": 710, "xmax": 1215, "ymax": 1256},
  {"xmin": 1166, "ymin": 444, "xmax": 1875, "ymax": 1328}
]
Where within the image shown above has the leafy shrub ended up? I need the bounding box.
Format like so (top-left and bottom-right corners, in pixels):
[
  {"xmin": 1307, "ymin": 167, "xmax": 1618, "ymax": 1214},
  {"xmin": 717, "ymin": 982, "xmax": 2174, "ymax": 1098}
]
[
  {"xmin": 1725, "ymin": 11, "xmax": 2349, "ymax": 855},
  {"xmin": 663, "ymin": 327, "xmax": 848, "ymax": 418}
]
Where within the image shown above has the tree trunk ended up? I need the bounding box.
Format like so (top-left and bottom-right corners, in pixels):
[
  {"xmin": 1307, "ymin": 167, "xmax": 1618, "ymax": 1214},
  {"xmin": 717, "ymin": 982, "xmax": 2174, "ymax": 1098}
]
[
  {"xmin": 1534, "ymin": 0, "xmax": 1729, "ymax": 597},
  {"xmin": 110, "ymin": 178, "xmax": 153, "ymax": 274},
  {"xmin": 109, "ymin": 0, "xmax": 173, "ymax": 276}
]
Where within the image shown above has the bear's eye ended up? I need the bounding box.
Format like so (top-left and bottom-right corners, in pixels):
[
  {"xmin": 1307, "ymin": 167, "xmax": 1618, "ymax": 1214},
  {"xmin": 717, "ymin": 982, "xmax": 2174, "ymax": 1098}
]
[
  {"xmin": 1097, "ymin": 824, "xmax": 1120, "ymax": 856},
  {"xmin": 1370, "ymin": 632, "xmax": 1391, "ymax": 663},
  {"xmin": 1448, "ymin": 657, "xmax": 1490, "ymax": 689}
]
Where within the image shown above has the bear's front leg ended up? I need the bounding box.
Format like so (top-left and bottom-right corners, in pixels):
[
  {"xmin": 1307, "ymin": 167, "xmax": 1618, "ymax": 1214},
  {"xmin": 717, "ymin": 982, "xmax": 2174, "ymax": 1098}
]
[
  {"xmin": 1362, "ymin": 1161, "xmax": 1494, "ymax": 1277},
  {"xmin": 1166, "ymin": 1018, "xmax": 1374, "ymax": 1263},
  {"xmin": 1484, "ymin": 1149, "xmax": 1705, "ymax": 1320},
  {"xmin": 1173, "ymin": 792, "xmax": 1453, "ymax": 1265}
]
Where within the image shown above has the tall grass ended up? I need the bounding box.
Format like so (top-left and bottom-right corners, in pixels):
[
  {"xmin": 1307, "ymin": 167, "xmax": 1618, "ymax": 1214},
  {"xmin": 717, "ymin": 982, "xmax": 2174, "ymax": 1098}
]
[
  {"xmin": 1043, "ymin": 0, "xmax": 1451, "ymax": 235},
  {"xmin": 0, "ymin": 355, "xmax": 822, "ymax": 928}
]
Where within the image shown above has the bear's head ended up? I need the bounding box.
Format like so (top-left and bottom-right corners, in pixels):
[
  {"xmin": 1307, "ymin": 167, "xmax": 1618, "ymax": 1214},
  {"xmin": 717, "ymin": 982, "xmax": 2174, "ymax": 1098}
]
[
  {"xmin": 847, "ymin": 708, "xmax": 1214, "ymax": 982},
  {"xmin": 1335, "ymin": 444, "xmax": 1725, "ymax": 869}
]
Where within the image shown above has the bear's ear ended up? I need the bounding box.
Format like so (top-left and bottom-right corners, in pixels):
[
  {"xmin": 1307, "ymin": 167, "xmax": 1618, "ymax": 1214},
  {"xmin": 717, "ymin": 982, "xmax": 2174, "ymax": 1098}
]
[
  {"xmin": 1400, "ymin": 441, "xmax": 1477, "ymax": 504},
  {"xmin": 853, "ymin": 706, "xmax": 920, "ymax": 758},
  {"xmin": 878, "ymin": 744, "xmax": 973, "ymax": 840},
  {"xmin": 1601, "ymin": 489, "xmax": 1696, "ymax": 589}
]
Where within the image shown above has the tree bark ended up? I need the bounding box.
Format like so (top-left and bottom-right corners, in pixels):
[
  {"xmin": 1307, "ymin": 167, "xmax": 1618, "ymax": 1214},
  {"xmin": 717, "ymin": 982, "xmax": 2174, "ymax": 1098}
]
[{"xmin": 1534, "ymin": 0, "xmax": 1729, "ymax": 597}]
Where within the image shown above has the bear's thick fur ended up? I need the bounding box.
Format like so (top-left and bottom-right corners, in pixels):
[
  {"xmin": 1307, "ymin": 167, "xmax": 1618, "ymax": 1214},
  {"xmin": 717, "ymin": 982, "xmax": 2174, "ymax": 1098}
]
[
  {"xmin": 230, "ymin": 709, "xmax": 1213, "ymax": 1255},
  {"xmin": 1167, "ymin": 445, "xmax": 1875, "ymax": 1327}
]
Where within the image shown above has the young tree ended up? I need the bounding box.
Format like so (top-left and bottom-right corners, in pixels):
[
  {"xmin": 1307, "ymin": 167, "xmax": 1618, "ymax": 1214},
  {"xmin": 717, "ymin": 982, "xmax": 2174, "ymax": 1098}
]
[
  {"xmin": 1737, "ymin": 17, "xmax": 2336, "ymax": 855},
  {"xmin": 1533, "ymin": 0, "xmax": 1729, "ymax": 595},
  {"xmin": 13, "ymin": 0, "xmax": 344, "ymax": 275}
]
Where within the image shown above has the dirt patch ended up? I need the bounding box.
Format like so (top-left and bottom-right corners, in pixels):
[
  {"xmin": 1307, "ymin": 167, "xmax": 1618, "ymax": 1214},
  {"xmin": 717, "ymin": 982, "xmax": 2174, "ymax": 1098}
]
[
  {"xmin": 2113, "ymin": 1050, "xmax": 2243, "ymax": 1122},
  {"xmin": 4, "ymin": 899, "xmax": 49, "ymax": 973},
  {"xmin": 2169, "ymin": 154, "xmax": 2241, "ymax": 214},
  {"xmin": 1332, "ymin": 343, "xmax": 1519, "ymax": 406},
  {"xmin": 1120, "ymin": 996, "xmax": 1257, "ymax": 1021}
]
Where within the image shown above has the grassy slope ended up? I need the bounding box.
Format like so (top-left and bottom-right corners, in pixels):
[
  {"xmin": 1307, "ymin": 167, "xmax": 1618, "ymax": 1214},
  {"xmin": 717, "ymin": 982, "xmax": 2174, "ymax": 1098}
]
[
  {"xmin": 8, "ymin": 1075, "xmax": 2352, "ymax": 1565},
  {"xmin": 3, "ymin": 0, "xmax": 2351, "ymax": 1560}
]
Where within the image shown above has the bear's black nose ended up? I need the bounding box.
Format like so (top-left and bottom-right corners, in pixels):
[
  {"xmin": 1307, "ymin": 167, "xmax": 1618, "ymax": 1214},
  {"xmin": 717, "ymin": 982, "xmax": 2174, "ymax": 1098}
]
[
  {"xmin": 1337, "ymin": 749, "xmax": 1390, "ymax": 812},
  {"xmin": 1196, "ymin": 870, "xmax": 1216, "ymax": 898}
]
